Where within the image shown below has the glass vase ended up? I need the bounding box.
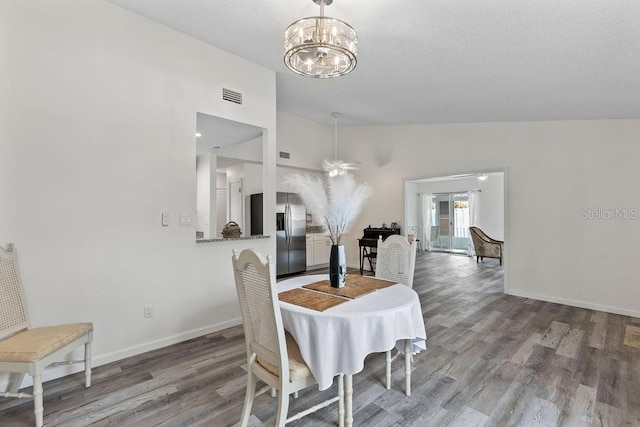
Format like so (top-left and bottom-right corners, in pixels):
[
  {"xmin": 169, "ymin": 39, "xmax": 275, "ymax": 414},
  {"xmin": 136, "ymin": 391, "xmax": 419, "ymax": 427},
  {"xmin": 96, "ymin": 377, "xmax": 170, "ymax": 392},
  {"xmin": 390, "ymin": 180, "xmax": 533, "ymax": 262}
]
[{"xmin": 329, "ymin": 244, "xmax": 346, "ymax": 288}]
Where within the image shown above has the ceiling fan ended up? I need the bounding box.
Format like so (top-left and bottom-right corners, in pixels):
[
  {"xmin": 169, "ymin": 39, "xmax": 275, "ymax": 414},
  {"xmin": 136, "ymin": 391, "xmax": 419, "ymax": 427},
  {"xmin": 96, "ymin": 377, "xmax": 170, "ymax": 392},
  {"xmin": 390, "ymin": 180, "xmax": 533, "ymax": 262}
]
[{"xmin": 323, "ymin": 112, "xmax": 360, "ymax": 177}]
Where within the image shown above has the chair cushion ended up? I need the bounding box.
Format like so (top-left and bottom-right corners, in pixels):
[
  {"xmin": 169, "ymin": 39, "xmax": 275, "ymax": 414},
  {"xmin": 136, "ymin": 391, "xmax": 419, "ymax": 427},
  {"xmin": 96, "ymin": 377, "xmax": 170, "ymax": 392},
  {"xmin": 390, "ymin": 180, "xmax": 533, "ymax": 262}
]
[
  {"xmin": 257, "ymin": 333, "xmax": 312, "ymax": 382},
  {"xmin": 0, "ymin": 323, "xmax": 93, "ymax": 363}
]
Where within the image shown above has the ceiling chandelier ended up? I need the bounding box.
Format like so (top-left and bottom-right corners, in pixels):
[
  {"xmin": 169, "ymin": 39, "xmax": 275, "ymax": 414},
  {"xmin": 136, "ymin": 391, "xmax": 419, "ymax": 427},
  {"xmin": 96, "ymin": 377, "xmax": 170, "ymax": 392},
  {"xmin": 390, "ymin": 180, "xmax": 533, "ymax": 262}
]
[
  {"xmin": 284, "ymin": 0, "xmax": 358, "ymax": 79},
  {"xmin": 324, "ymin": 112, "xmax": 360, "ymax": 177}
]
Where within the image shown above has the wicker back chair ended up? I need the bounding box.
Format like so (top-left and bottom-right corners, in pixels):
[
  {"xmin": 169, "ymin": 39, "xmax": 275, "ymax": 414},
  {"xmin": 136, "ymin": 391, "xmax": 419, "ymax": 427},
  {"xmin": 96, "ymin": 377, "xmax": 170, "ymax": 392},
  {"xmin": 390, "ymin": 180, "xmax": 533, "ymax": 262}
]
[
  {"xmin": 375, "ymin": 234, "xmax": 417, "ymax": 288},
  {"xmin": 0, "ymin": 244, "xmax": 93, "ymax": 427},
  {"xmin": 374, "ymin": 235, "xmax": 417, "ymax": 395},
  {"xmin": 231, "ymin": 249, "xmax": 343, "ymax": 426}
]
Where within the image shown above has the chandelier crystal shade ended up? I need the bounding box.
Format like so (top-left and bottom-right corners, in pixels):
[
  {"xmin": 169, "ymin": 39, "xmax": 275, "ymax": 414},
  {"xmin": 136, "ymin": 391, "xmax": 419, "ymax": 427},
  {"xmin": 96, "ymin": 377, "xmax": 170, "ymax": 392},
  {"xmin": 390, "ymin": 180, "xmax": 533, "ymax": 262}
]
[{"xmin": 284, "ymin": 0, "xmax": 358, "ymax": 79}]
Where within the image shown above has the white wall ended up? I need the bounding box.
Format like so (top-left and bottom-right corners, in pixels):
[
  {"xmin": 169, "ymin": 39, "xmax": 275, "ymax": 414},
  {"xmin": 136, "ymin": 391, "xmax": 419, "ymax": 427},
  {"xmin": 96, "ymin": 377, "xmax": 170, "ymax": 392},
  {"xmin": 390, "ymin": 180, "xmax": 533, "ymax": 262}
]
[
  {"xmin": 404, "ymin": 182, "xmax": 419, "ymax": 235},
  {"xmin": 196, "ymin": 153, "xmax": 217, "ymax": 237},
  {"xmin": 475, "ymin": 176, "xmax": 504, "ymax": 240},
  {"xmin": 243, "ymin": 163, "xmax": 264, "ymax": 198},
  {"xmin": 338, "ymin": 120, "xmax": 640, "ymax": 317},
  {"xmin": 217, "ymin": 136, "xmax": 263, "ymax": 163},
  {"xmin": 277, "ymin": 111, "xmax": 332, "ymax": 169},
  {"xmin": 0, "ymin": 0, "xmax": 277, "ymax": 386},
  {"xmin": 274, "ymin": 112, "xmax": 332, "ymax": 227}
]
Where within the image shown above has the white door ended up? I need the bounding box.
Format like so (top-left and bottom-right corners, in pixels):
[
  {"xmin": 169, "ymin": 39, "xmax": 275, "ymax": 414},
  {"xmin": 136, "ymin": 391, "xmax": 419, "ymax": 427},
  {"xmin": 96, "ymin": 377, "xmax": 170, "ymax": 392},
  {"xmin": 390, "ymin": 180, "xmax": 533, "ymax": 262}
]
[
  {"xmin": 216, "ymin": 189, "xmax": 227, "ymax": 238},
  {"xmin": 229, "ymin": 179, "xmax": 244, "ymax": 230}
]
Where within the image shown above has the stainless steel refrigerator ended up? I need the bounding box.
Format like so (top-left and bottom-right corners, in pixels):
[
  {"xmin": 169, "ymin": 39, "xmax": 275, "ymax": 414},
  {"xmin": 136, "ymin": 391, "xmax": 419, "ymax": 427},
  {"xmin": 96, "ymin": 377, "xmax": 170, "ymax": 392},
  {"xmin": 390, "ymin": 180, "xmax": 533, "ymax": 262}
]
[
  {"xmin": 276, "ymin": 192, "xmax": 306, "ymax": 277},
  {"xmin": 250, "ymin": 192, "xmax": 307, "ymax": 277}
]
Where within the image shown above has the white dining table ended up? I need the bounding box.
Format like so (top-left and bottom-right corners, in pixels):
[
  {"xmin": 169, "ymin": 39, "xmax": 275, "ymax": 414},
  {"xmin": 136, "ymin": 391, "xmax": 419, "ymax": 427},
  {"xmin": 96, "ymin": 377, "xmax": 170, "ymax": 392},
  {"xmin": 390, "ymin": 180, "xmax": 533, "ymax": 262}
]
[{"xmin": 277, "ymin": 274, "xmax": 427, "ymax": 427}]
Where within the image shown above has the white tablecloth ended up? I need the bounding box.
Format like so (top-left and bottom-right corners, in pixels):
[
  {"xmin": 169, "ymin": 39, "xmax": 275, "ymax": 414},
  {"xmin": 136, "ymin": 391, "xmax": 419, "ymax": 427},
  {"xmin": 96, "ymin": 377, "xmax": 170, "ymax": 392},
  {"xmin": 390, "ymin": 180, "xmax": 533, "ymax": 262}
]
[{"xmin": 278, "ymin": 274, "xmax": 427, "ymax": 390}]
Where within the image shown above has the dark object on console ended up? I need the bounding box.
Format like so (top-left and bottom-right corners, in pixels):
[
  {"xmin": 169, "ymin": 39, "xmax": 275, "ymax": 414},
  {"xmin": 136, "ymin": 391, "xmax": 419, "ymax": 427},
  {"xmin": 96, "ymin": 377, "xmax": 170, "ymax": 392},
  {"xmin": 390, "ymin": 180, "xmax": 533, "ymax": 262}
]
[{"xmin": 357, "ymin": 227, "xmax": 401, "ymax": 274}]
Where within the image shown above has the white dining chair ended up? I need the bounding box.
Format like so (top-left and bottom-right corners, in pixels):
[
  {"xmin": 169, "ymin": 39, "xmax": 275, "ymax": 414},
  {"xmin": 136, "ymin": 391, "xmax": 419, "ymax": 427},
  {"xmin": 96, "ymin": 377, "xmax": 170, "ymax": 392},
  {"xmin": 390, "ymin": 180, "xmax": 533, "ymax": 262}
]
[
  {"xmin": 375, "ymin": 235, "xmax": 417, "ymax": 396},
  {"xmin": 0, "ymin": 243, "xmax": 93, "ymax": 427},
  {"xmin": 428, "ymin": 225, "xmax": 442, "ymax": 251},
  {"xmin": 231, "ymin": 249, "xmax": 344, "ymax": 426},
  {"xmin": 407, "ymin": 226, "xmax": 421, "ymax": 252}
]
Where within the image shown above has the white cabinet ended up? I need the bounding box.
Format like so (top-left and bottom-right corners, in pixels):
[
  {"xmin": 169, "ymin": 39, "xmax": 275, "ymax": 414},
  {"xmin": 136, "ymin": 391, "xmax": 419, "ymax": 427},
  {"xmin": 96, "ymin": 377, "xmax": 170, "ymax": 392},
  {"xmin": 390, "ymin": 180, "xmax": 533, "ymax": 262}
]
[
  {"xmin": 306, "ymin": 233, "xmax": 332, "ymax": 268},
  {"xmin": 313, "ymin": 235, "xmax": 331, "ymax": 265},
  {"xmin": 306, "ymin": 235, "xmax": 314, "ymax": 266}
]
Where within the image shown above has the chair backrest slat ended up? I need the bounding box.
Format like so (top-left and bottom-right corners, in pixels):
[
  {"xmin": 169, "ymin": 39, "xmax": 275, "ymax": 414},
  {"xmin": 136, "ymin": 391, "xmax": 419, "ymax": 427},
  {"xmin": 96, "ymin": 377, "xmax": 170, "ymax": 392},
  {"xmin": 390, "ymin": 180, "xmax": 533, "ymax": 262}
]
[
  {"xmin": 239, "ymin": 262, "xmax": 279, "ymax": 355},
  {"xmin": 375, "ymin": 235, "xmax": 417, "ymax": 287},
  {"xmin": 0, "ymin": 246, "xmax": 30, "ymax": 340},
  {"xmin": 232, "ymin": 249, "xmax": 288, "ymax": 377}
]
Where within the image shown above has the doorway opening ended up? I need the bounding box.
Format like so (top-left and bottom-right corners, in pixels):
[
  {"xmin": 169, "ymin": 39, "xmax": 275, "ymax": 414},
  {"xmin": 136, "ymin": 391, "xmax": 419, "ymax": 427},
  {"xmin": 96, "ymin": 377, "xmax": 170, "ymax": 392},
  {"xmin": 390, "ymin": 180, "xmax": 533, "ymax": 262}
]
[{"xmin": 404, "ymin": 170, "xmax": 507, "ymax": 292}]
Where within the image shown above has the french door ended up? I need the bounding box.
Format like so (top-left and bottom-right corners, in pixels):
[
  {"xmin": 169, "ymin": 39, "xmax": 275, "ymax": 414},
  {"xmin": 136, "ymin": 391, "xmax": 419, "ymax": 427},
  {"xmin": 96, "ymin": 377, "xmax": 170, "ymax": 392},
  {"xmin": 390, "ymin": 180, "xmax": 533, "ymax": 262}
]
[{"xmin": 432, "ymin": 193, "xmax": 470, "ymax": 253}]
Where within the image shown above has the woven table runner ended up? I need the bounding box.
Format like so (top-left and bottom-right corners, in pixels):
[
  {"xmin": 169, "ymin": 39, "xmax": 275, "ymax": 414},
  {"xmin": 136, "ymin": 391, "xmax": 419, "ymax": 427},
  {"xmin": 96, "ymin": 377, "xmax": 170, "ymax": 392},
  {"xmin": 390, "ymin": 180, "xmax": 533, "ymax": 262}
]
[
  {"xmin": 303, "ymin": 275, "xmax": 396, "ymax": 299},
  {"xmin": 279, "ymin": 288, "xmax": 349, "ymax": 312}
]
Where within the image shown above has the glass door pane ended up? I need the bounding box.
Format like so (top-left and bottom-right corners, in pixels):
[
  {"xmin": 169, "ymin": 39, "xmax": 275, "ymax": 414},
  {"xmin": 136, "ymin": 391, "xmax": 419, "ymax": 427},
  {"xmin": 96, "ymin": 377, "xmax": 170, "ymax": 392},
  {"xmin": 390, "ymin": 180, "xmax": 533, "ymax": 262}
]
[
  {"xmin": 451, "ymin": 193, "xmax": 470, "ymax": 254},
  {"xmin": 432, "ymin": 192, "xmax": 470, "ymax": 253},
  {"xmin": 432, "ymin": 194, "xmax": 450, "ymax": 251}
]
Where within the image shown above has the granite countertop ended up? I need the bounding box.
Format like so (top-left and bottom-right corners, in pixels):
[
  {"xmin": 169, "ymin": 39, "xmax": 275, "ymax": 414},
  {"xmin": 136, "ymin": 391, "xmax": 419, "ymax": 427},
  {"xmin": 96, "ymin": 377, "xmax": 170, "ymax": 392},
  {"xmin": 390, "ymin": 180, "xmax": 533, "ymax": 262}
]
[
  {"xmin": 196, "ymin": 235, "xmax": 271, "ymax": 243},
  {"xmin": 306, "ymin": 226, "xmax": 325, "ymax": 234}
]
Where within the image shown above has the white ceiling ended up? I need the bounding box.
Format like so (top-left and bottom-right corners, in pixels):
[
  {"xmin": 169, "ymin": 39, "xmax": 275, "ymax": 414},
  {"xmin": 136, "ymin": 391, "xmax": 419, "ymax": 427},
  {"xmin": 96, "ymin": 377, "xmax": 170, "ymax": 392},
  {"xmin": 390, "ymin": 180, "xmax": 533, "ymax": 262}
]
[
  {"xmin": 106, "ymin": 0, "xmax": 640, "ymax": 126},
  {"xmin": 196, "ymin": 113, "xmax": 262, "ymax": 155}
]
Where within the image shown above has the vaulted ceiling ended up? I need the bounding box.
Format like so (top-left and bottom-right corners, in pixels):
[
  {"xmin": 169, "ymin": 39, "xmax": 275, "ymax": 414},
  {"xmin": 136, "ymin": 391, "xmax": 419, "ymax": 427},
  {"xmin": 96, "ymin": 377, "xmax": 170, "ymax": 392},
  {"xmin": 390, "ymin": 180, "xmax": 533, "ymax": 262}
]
[{"xmin": 106, "ymin": 0, "xmax": 640, "ymax": 126}]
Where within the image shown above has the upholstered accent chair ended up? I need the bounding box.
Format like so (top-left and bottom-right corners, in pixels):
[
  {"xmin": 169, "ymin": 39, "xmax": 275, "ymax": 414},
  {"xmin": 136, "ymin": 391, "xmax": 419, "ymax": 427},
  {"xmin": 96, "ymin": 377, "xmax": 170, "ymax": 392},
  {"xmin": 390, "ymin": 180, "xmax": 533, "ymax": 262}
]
[
  {"xmin": 231, "ymin": 249, "xmax": 344, "ymax": 426},
  {"xmin": 374, "ymin": 235, "xmax": 418, "ymax": 396},
  {"xmin": 469, "ymin": 226, "xmax": 504, "ymax": 265},
  {"xmin": 0, "ymin": 244, "xmax": 93, "ymax": 427}
]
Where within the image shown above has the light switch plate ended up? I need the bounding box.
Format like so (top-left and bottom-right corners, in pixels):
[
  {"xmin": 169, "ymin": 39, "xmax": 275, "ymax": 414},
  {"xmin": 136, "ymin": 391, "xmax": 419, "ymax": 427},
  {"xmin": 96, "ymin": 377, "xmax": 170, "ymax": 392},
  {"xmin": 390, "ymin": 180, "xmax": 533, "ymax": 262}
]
[
  {"xmin": 162, "ymin": 212, "xmax": 169, "ymax": 227},
  {"xmin": 179, "ymin": 215, "xmax": 193, "ymax": 226}
]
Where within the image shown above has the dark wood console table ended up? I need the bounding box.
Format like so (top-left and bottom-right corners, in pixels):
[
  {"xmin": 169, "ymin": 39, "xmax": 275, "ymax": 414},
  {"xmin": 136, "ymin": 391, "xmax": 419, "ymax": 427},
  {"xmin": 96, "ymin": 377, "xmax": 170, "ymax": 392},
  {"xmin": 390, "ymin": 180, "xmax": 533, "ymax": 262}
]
[{"xmin": 357, "ymin": 227, "xmax": 401, "ymax": 274}]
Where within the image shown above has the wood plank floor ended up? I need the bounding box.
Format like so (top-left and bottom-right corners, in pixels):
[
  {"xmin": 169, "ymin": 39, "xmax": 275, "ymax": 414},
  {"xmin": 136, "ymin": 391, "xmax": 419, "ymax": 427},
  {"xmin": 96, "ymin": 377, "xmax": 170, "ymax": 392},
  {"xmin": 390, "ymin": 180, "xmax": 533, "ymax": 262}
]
[{"xmin": 2, "ymin": 251, "xmax": 640, "ymax": 426}]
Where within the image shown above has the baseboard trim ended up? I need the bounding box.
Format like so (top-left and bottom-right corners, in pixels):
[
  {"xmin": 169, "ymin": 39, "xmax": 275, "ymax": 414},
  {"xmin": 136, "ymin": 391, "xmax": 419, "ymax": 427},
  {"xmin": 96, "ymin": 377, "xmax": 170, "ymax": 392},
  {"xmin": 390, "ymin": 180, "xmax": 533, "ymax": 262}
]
[
  {"xmin": 1, "ymin": 317, "xmax": 242, "ymax": 390},
  {"xmin": 507, "ymin": 290, "xmax": 640, "ymax": 319},
  {"xmin": 94, "ymin": 317, "xmax": 243, "ymax": 367}
]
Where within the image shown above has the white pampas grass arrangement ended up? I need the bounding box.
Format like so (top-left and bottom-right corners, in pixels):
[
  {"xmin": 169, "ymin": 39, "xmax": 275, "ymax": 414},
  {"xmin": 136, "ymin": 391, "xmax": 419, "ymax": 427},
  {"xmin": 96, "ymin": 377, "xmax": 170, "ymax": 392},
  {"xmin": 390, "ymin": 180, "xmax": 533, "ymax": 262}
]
[{"xmin": 285, "ymin": 170, "xmax": 372, "ymax": 245}]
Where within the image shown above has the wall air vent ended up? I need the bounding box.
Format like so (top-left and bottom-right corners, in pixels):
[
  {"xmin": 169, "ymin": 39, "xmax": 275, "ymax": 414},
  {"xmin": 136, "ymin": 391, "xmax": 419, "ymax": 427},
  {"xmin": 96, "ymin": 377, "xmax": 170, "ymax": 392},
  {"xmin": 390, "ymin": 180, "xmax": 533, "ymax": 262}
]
[
  {"xmin": 279, "ymin": 151, "xmax": 291, "ymax": 159},
  {"xmin": 222, "ymin": 88, "xmax": 243, "ymax": 105}
]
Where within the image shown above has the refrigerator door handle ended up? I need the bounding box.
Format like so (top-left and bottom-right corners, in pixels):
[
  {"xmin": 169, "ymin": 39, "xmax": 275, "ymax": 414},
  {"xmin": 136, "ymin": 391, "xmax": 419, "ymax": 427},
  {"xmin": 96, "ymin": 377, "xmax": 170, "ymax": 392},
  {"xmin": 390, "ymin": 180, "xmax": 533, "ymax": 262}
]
[
  {"xmin": 284, "ymin": 203, "xmax": 290, "ymax": 244},
  {"xmin": 287, "ymin": 203, "xmax": 292, "ymax": 244}
]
